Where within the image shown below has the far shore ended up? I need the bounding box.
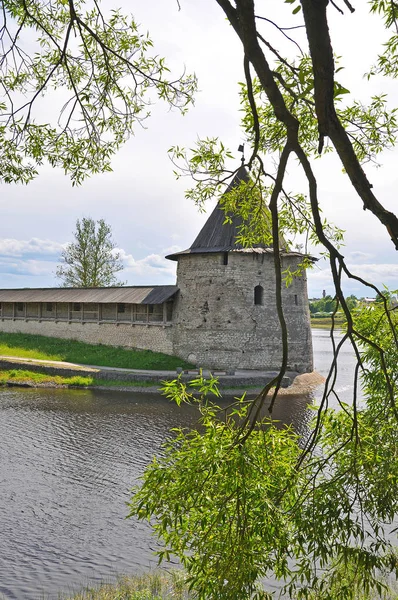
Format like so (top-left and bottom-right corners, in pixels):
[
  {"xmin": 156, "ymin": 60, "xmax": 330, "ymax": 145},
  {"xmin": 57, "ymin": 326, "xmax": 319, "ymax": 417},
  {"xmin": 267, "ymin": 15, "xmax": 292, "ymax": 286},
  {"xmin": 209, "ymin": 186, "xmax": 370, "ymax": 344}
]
[{"xmin": 310, "ymin": 318, "xmax": 344, "ymax": 329}]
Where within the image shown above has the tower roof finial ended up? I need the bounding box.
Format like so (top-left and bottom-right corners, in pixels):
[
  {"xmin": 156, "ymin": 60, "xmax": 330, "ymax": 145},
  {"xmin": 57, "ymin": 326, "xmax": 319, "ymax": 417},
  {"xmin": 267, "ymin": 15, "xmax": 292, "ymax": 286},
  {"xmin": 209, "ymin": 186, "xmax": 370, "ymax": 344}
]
[{"xmin": 238, "ymin": 143, "xmax": 245, "ymax": 166}]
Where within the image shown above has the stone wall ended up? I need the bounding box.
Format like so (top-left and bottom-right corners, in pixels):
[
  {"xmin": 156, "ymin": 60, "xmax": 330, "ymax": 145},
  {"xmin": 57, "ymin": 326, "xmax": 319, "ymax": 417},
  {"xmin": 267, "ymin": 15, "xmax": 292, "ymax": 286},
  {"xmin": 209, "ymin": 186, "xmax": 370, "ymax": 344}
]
[
  {"xmin": 0, "ymin": 318, "xmax": 174, "ymax": 355},
  {"xmin": 172, "ymin": 251, "xmax": 313, "ymax": 372},
  {"xmin": 0, "ymin": 251, "xmax": 313, "ymax": 372}
]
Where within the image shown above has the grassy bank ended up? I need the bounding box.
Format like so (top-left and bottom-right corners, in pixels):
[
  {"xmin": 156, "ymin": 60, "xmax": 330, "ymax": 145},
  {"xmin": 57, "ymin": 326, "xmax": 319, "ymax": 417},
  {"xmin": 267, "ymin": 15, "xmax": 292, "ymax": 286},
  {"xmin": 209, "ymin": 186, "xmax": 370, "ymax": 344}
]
[
  {"xmin": 311, "ymin": 317, "xmax": 345, "ymax": 329},
  {"xmin": 0, "ymin": 332, "xmax": 194, "ymax": 370},
  {"xmin": 0, "ymin": 369, "xmax": 159, "ymax": 389},
  {"xmin": 63, "ymin": 572, "xmax": 191, "ymax": 600},
  {"xmin": 0, "ymin": 369, "xmax": 92, "ymax": 387}
]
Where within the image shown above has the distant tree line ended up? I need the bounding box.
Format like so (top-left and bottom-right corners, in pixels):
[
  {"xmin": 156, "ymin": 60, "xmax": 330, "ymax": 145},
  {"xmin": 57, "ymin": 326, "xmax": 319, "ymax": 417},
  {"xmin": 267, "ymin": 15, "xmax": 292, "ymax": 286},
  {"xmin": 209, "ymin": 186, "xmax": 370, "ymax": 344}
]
[{"xmin": 309, "ymin": 295, "xmax": 358, "ymax": 317}]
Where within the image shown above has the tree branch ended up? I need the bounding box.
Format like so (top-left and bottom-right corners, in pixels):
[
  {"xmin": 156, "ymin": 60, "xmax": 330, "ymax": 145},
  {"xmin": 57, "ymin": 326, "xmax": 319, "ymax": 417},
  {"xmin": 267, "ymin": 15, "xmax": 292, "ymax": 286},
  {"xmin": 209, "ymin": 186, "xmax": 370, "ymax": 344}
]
[{"xmin": 300, "ymin": 0, "xmax": 398, "ymax": 249}]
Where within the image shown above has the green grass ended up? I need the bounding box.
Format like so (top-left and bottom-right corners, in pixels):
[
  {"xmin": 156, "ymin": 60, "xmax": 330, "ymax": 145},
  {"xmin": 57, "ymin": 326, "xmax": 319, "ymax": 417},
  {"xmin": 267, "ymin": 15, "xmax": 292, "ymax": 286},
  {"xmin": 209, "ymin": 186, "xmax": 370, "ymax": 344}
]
[
  {"xmin": 0, "ymin": 369, "xmax": 93, "ymax": 387},
  {"xmin": 62, "ymin": 571, "xmax": 191, "ymax": 600},
  {"xmin": 0, "ymin": 369, "xmax": 262, "ymax": 392},
  {"xmin": 0, "ymin": 369, "xmax": 167, "ymax": 389},
  {"xmin": 0, "ymin": 369, "xmax": 264, "ymax": 392},
  {"xmin": 0, "ymin": 332, "xmax": 194, "ymax": 371},
  {"xmin": 310, "ymin": 317, "xmax": 345, "ymax": 329}
]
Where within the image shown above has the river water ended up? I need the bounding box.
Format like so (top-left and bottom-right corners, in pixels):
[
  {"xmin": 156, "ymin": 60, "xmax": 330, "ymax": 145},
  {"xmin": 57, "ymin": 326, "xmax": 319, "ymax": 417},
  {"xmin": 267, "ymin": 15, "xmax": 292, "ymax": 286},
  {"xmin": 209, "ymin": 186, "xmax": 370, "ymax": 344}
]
[{"xmin": 0, "ymin": 329, "xmax": 356, "ymax": 600}]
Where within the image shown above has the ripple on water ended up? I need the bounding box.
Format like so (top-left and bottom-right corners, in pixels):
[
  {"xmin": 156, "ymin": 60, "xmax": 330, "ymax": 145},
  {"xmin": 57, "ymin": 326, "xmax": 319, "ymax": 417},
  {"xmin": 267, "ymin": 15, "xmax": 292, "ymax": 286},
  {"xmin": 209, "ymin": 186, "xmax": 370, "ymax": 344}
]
[{"xmin": 0, "ymin": 387, "xmax": 198, "ymax": 600}]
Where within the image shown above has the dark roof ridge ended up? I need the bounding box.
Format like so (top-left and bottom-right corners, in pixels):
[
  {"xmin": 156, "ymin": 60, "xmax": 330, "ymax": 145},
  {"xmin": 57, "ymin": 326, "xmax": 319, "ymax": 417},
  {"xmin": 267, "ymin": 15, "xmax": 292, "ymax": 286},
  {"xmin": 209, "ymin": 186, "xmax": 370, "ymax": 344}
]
[{"xmin": 0, "ymin": 284, "xmax": 177, "ymax": 292}]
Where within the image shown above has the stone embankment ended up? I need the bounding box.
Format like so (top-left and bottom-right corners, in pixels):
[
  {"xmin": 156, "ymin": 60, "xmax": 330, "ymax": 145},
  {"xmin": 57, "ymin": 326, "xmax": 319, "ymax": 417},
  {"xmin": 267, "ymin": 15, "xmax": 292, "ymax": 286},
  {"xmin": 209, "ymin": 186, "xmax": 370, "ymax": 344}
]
[{"xmin": 0, "ymin": 355, "xmax": 324, "ymax": 396}]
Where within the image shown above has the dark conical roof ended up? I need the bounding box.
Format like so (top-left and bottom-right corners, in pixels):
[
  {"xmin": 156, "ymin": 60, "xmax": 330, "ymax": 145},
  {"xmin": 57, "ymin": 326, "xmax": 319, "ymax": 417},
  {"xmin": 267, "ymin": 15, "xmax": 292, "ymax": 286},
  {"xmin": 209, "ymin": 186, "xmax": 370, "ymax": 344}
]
[
  {"xmin": 167, "ymin": 166, "xmax": 256, "ymax": 261},
  {"xmin": 166, "ymin": 165, "xmax": 294, "ymax": 261},
  {"xmin": 190, "ymin": 165, "xmax": 249, "ymax": 251}
]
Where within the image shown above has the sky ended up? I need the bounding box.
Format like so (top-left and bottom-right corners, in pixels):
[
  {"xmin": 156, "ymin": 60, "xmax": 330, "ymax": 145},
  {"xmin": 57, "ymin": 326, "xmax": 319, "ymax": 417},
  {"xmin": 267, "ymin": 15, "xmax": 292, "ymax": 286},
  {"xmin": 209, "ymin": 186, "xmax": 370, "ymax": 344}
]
[{"xmin": 1, "ymin": 0, "xmax": 397, "ymax": 298}]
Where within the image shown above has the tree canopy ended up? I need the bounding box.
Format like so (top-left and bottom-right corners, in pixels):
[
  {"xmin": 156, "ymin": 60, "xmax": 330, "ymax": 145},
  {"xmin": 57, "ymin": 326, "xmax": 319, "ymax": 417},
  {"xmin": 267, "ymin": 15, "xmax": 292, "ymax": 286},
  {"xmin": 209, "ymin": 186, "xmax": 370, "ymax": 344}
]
[
  {"xmin": 0, "ymin": 0, "xmax": 196, "ymax": 184},
  {"xmin": 56, "ymin": 217, "xmax": 124, "ymax": 287}
]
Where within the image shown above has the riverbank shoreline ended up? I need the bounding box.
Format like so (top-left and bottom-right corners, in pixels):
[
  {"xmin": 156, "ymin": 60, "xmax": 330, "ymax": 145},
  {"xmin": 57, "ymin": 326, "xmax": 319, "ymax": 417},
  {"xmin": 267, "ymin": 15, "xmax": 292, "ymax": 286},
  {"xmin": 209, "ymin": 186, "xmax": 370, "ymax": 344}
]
[
  {"xmin": 0, "ymin": 355, "xmax": 325, "ymax": 397},
  {"xmin": 93, "ymin": 370, "xmax": 325, "ymax": 396}
]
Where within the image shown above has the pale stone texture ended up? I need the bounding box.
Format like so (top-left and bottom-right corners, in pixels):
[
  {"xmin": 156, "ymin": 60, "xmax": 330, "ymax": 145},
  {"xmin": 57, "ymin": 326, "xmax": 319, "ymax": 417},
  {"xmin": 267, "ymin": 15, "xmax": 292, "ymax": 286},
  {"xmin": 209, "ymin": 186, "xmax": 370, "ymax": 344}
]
[
  {"xmin": 0, "ymin": 318, "xmax": 173, "ymax": 355},
  {"xmin": 171, "ymin": 251, "xmax": 313, "ymax": 372}
]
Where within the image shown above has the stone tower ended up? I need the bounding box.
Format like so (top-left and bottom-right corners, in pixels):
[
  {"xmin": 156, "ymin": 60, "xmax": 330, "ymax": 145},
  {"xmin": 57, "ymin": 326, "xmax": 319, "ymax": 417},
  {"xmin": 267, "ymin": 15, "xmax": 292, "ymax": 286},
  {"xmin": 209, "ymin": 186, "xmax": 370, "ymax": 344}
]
[{"xmin": 166, "ymin": 166, "xmax": 313, "ymax": 373}]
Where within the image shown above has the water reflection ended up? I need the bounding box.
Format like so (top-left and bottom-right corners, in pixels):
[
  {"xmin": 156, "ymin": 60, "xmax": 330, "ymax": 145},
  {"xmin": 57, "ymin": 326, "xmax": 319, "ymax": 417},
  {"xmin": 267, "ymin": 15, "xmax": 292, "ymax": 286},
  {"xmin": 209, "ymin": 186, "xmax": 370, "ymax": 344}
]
[
  {"xmin": 0, "ymin": 329, "xmax": 356, "ymax": 600},
  {"xmin": 312, "ymin": 327, "xmax": 359, "ymax": 408}
]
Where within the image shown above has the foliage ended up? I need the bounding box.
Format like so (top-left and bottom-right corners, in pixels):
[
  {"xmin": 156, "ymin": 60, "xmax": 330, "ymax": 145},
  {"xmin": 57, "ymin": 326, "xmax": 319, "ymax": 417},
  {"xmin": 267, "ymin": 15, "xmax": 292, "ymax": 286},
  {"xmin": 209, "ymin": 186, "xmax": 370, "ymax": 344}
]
[
  {"xmin": 309, "ymin": 295, "xmax": 337, "ymax": 315},
  {"xmin": 0, "ymin": 0, "xmax": 196, "ymax": 184},
  {"xmin": 309, "ymin": 295, "xmax": 358, "ymax": 315},
  {"xmin": 238, "ymin": 56, "xmax": 398, "ymax": 164},
  {"xmin": 130, "ymin": 366, "xmax": 398, "ymax": 600},
  {"xmin": 63, "ymin": 571, "xmax": 191, "ymax": 600},
  {"xmin": 0, "ymin": 331, "xmax": 194, "ymax": 370},
  {"xmin": 345, "ymin": 295, "xmax": 359, "ymax": 311},
  {"xmin": 354, "ymin": 291, "xmax": 398, "ymax": 404},
  {"xmin": 130, "ymin": 377, "xmax": 299, "ymax": 600},
  {"xmin": 56, "ymin": 217, "xmax": 124, "ymax": 287}
]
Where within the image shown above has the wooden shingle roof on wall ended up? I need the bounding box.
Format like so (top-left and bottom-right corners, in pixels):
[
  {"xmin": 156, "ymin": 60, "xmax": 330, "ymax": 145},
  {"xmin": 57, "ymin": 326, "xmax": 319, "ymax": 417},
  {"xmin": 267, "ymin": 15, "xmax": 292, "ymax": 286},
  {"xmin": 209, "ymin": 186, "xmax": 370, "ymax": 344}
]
[{"xmin": 0, "ymin": 285, "xmax": 178, "ymax": 305}]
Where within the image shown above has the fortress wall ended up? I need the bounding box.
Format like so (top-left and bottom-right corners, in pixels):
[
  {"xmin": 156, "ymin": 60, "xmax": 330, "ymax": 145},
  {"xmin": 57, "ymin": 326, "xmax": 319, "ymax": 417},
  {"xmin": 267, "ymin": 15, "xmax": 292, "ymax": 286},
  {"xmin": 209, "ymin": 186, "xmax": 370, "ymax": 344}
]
[
  {"xmin": 172, "ymin": 251, "xmax": 313, "ymax": 372},
  {"xmin": 0, "ymin": 318, "xmax": 174, "ymax": 355},
  {"xmin": 0, "ymin": 249, "xmax": 313, "ymax": 372}
]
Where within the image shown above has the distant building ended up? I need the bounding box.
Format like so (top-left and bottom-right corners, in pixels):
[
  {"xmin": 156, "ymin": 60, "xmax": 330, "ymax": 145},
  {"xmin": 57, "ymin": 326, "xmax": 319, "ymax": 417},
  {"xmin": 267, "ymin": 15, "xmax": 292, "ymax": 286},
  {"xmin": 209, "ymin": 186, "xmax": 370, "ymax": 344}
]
[{"xmin": 0, "ymin": 168, "xmax": 313, "ymax": 373}]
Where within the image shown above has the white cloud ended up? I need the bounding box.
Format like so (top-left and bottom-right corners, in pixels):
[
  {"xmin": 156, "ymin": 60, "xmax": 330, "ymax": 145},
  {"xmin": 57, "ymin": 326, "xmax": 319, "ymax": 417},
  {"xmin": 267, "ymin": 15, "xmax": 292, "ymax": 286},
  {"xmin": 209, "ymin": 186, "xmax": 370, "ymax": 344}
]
[
  {"xmin": 347, "ymin": 251, "xmax": 375, "ymax": 263},
  {"xmin": 0, "ymin": 238, "xmax": 63, "ymax": 258},
  {"xmin": 0, "ymin": 238, "xmax": 178, "ymax": 288},
  {"xmin": 1, "ymin": 233, "xmax": 396, "ymax": 296},
  {"xmin": 117, "ymin": 247, "xmax": 178, "ymax": 284},
  {"xmin": 308, "ymin": 262, "xmax": 398, "ymax": 298},
  {"xmin": 346, "ymin": 263, "xmax": 398, "ymax": 287},
  {"xmin": 162, "ymin": 244, "xmax": 183, "ymax": 256},
  {"xmin": 0, "ymin": 257, "xmax": 57, "ymax": 277}
]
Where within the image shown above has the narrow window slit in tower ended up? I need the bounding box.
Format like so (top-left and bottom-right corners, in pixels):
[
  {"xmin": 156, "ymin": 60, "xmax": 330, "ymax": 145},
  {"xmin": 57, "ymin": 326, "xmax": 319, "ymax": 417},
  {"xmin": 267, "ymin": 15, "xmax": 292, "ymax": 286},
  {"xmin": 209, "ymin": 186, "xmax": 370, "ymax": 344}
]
[{"xmin": 254, "ymin": 285, "xmax": 263, "ymax": 306}]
